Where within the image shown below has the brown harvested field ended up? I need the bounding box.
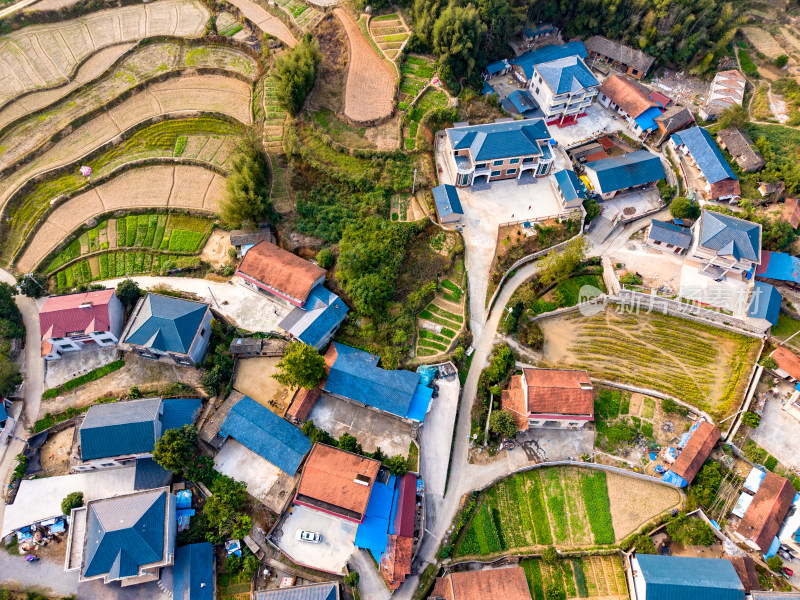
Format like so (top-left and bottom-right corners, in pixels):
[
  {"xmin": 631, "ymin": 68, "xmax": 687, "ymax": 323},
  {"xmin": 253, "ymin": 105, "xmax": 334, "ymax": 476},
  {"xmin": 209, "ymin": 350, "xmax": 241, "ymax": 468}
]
[
  {"xmin": 225, "ymin": 0, "xmax": 297, "ymax": 47},
  {"xmin": 0, "ymin": 42, "xmax": 136, "ymax": 131},
  {"xmin": 0, "ymin": 74, "xmax": 251, "ymax": 208},
  {"xmin": 0, "ymin": 0, "xmax": 209, "ymax": 108},
  {"xmin": 0, "ymin": 46, "xmax": 257, "ymax": 170},
  {"xmin": 742, "ymin": 27, "xmax": 785, "ymax": 60},
  {"xmin": 605, "ymin": 472, "xmax": 683, "ymax": 541},
  {"xmin": 24, "ymin": 0, "xmax": 84, "ymax": 11},
  {"xmin": 334, "ymin": 8, "xmax": 395, "ymax": 123},
  {"xmin": 16, "ymin": 165, "xmax": 224, "ymax": 271}
]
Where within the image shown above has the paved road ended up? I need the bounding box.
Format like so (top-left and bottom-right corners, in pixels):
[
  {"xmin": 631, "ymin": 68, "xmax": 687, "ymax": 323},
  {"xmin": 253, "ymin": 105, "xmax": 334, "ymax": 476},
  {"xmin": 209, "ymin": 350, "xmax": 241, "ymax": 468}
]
[
  {"xmin": 0, "ymin": 0, "xmax": 39, "ymax": 19},
  {"xmin": 351, "ymin": 548, "xmax": 390, "ymax": 600}
]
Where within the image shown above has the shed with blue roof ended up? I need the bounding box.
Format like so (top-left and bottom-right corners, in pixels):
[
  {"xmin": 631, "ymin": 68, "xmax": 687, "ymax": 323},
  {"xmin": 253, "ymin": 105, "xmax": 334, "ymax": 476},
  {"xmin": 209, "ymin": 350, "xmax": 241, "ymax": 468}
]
[
  {"xmin": 583, "ymin": 150, "xmax": 665, "ymax": 198},
  {"xmin": 482, "ymin": 59, "xmax": 511, "ymax": 79},
  {"xmin": 631, "ymin": 554, "xmax": 745, "ymax": 600},
  {"xmin": 278, "ymin": 286, "xmax": 349, "ymax": 350},
  {"xmin": 757, "ymin": 250, "xmax": 800, "ymax": 287},
  {"xmin": 748, "ymin": 281, "xmax": 782, "ymax": 329},
  {"xmin": 323, "ymin": 342, "xmax": 432, "ymax": 422},
  {"xmin": 432, "ymin": 184, "xmax": 464, "ymax": 225},
  {"xmin": 511, "ymin": 41, "xmax": 588, "ymax": 81},
  {"xmin": 121, "ymin": 293, "xmax": 212, "ymax": 366},
  {"xmin": 646, "ymin": 219, "xmax": 693, "ymax": 254},
  {"xmin": 502, "ymin": 90, "xmax": 540, "ymax": 118},
  {"xmin": 219, "ymin": 395, "xmax": 312, "ymax": 475},
  {"xmin": 672, "ymin": 126, "xmax": 741, "ymax": 201},
  {"xmin": 553, "ymin": 169, "xmax": 587, "ymax": 209}
]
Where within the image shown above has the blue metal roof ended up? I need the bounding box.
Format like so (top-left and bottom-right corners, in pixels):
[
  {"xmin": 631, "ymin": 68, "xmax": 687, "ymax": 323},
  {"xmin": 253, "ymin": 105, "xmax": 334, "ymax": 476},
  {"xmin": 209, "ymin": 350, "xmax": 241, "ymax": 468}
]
[
  {"xmin": 0, "ymin": 401, "xmax": 7, "ymax": 423},
  {"xmin": 506, "ymin": 90, "xmax": 538, "ymax": 114},
  {"xmin": 254, "ymin": 583, "xmax": 338, "ymax": 600},
  {"xmin": 634, "ymin": 106, "xmax": 664, "ymax": 132},
  {"xmin": 432, "ymin": 184, "xmax": 463, "ymax": 218},
  {"xmin": 671, "ymin": 133, "xmax": 683, "ymax": 147},
  {"xmin": 80, "ymin": 398, "xmax": 161, "ymax": 461},
  {"xmin": 554, "ymin": 169, "xmax": 587, "ymax": 203},
  {"xmin": 485, "ymin": 59, "xmax": 509, "ymax": 75},
  {"xmin": 407, "ymin": 384, "xmax": 433, "ymax": 422},
  {"xmin": 161, "ymin": 398, "xmax": 202, "ymax": 432},
  {"xmin": 748, "ymin": 281, "xmax": 782, "ymax": 326},
  {"xmin": 83, "ymin": 490, "xmax": 167, "ymax": 579},
  {"xmin": 678, "ymin": 127, "xmax": 737, "ymax": 184},
  {"xmin": 355, "ymin": 479, "xmax": 394, "ymax": 558},
  {"xmin": 699, "ymin": 211, "xmax": 761, "ymax": 263},
  {"xmin": 134, "ymin": 457, "xmax": 172, "ymax": 490},
  {"xmin": 220, "ymin": 396, "xmax": 311, "ymax": 475},
  {"xmin": 525, "ymin": 23, "xmax": 556, "ymax": 37},
  {"xmin": 324, "ymin": 342, "xmax": 422, "ymax": 419},
  {"xmin": 512, "ymin": 41, "xmax": 588, "ymax": 80},
  {"xmin": 481, "ymin": 82, "xmax": 495, "ymax": 96},
  {"xmin": 758, "ymin": 251, "xmax": 800, "ymax": 284},
  {"xmin": 636, "ymin": 554, "xmax": 745, "ymax": 600},
  {"xmin": 447, "ymin": 119, "xmax": 552, "ymax": 162},
  {"xmin": 585, "ymin": 150, "xmax": 665, "ymax": 194},
  {"xmin": 649, "ymin": 219, "xmax": 692, "ymax": 248},
  {"xmin": 537, "ymin": 55, "xmax": 598, "ymax": 94},
  {"xmin": 661, "ymin": 470, "xmax": 688, "ymax": 487},
  {"xmin": 124, "ymin": 294, "xmax": 208, "ymax": 354},
  {"xmin": 173, "ymin": 542, "xmax": 214, "ymax": 600},
  {"xmin": 295, "ymin": 288, "xmax": 349, "ymax": 348}
]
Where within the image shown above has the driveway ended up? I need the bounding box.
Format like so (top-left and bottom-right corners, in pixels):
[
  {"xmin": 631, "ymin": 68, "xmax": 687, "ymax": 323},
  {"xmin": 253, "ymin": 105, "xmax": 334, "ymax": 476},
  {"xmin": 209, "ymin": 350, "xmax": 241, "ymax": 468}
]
[
  {"xmin": 275, "ymin": 505, "xmax": 357, "ymax": 574},
  {"xmin": 307, "ymin": 394, "xmax": 412, "ymax": 457},
  {"xmin": 750, "ymin": 392, "xmax": 800, "ymax": 470},
  {"xmin": 350, "ymin": 549, "xmax": 390, "ymax": 600},
  {"xmin": 419, "ymin": 373, "xmax": 460, "ymax": 524},
  {"xmin": 0, "ymin": 551, "xmax": 79, "ymax": 597},
  {"xmin": 597, "ymin": 188, "xmax": 663, "ymax": 223},
  {"xmin": 44, "ymin": 345, "xmax": 118, "ymax": 390},
  {"xmin": 101, "ymin": 275, "xmax": 292, "ymax": 333}
]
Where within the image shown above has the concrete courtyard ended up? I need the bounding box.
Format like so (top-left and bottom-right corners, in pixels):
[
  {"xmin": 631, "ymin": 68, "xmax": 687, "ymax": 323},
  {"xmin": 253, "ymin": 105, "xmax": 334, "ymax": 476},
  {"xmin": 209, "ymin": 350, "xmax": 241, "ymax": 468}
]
[
  {"xmin": 214, "ymin": 438, "xmax": 281, "ymax": 499},
  {"xmin": 43, "ymin": 345, "xmax": 118, "ymax": 390},
  {"xmin": 275, "ymin": 505, "xmax": 357, "ymax": 574},
  {"xmin": 750, "ymin": 390, "xmax": 800, "ymax": 470},
  {"xmin": 419, "ymin": 374, "xmax": 460, "ymax": 502}
]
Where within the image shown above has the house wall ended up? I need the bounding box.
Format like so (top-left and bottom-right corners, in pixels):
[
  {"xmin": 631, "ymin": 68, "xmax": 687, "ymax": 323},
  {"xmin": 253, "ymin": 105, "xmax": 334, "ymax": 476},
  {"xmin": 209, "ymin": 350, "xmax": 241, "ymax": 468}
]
[
  {"xmin": 72, "ymin": 453, "xmax": 148, "ymax": 473},
  {"xmin": 187, "ymin": 309, "xmax": 213, "ymax": 365},
  {"xmin": 529, "ymin": 66, "xmax": 597, "ymax": 120},
  {"xmin": 108, "ymin": 294, "xmax": 124, "ymax": 340},
  {"xmin": 597, "ymin": 92, "xmax": 643, "ymax": 136},
  {"xmin": 645, "ymin": 234, "xmax": 688, "ymax": 255}
]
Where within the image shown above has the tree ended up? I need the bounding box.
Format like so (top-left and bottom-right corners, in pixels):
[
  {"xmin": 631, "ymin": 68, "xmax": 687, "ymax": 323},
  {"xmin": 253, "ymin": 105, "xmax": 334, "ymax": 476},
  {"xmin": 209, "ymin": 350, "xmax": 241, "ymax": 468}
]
[
  {"xmin": 273, "ymin": 342, "xmax": 326, "ymax": 389},
  {"xmin": 631, "ymin": 533, "xmax": 656, "ymax": 554},
  {"xmin": 153, "ymin": 425, "xmax": 198, "ymax": 474},
  {"xmin": 546, "ymin": 589, "xmax": 566, "ymax": 600},
  {"xmin": 61, "ymin": 491, "xmax": 84, "ymax": 515},
  {"xmin": 542, "ymin": 546, "xmax": 558, "ymax": 564},
  {"xmin": 742, "ymin": 411, "xmax": 761, "ymax": 428},
  {"xmin": 344, "ymin": 571, "xmax": 360, "ymax": 588},
  {"xmin": 413, "ymin": 0, "xmax": 445, "ymax": 46},
  {"xmin": 666, "ymin": 513, "xmax": 715, "ymax": 546},
  {"xmin": 274, "ymin": 37, "xmax": 321, "ymax": 116},
  {"xmin": 221, "ymin": 137, "xmax": 274, "ymax": 229},
  {"xmin": 717, "ymin": 104, "xmax": 749, "ymax": 130},
  {"xmin": 116, "ymin": 279, "xmax": 141, "ymax": 311},
  {"xmin": 537, "ymin": 235, "xmax": 590, "ymax": 287},
  {"xmin": 16, "ymin": 273, "xmax": 46, "ymax": 298},
  {"xmin": 243, "ymin": 553, "xmax": 259, "ymax": 575},
  {"xmin": 767, "ymin": 555, "xmax": 784, "ymax": 572},
  {"xmin": 760, "ymin": 356, "xmax": 778, "ymax": 370},
  {"xmin": 775, "ymin": 54, "xmax": 790, "ymax": 68},
  {"xmin": 316, "ymin": 248, "xmax": 334, "ymax": 269},
  {"xmin": 203, "ymin": 475, "xmax": 250, "ymax": 542},
  {"xmin": 583, "ymin": 197, "xmax": 600, "ymax": 222},
  {"xmin": 387, "ymin": 454, "xmax": 408, "ymax": 476},
  {"xmin": 338, "ymin": 432, "xmax": 361, "ymax": 454},
  {"xmin": 689, "ymin": 461, "xmax": 723, "ymax": 507},
  {"xmin": 490, "ymin": 410, "xmax": 518, "ymax": 439},
  {"xmin": 0, "ymin": 356, "xmax": 22, "ymax": 398},
  {"xmin": 669, "ymin": 196, "xmax": 700, "ymax": 220},
  {"xmin": 431, "ymin": 4, "xmax": 487, "ymax": 79}
]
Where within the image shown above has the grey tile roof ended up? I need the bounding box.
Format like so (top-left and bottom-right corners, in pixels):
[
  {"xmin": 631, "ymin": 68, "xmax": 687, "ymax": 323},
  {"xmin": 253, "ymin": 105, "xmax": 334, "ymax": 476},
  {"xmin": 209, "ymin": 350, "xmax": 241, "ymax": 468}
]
[
  {"xmin": 717, "ymin": 128, "xmax": 765, "ymax": 172},
  {"xmin": 655, "ymin": 105, "xmax": 694, "ymax": 133},
  {"xmin": 648, "ymin": 220, "xmax": 692, "ymax": 248},
  {"xmin": 585, "ymin": 35, "xmax": 655, "ymax": 73},
  {"xmin": 82, "ymin": 489, "xmax": 168, "ymax": 579},
  {"xmin": 537, "ymin": 56, "xmax": 598, "ymax": 94},
  {"xmin": 254, "ymin": 583, "xmax": 338, "ymax": 600},
  {"xmin": 699, "ymin": 210, "xmax": 761, "ymax": 263},
  {"xmin": 124, "ymin": 294, "xmax": 209, "ymax": 354}
]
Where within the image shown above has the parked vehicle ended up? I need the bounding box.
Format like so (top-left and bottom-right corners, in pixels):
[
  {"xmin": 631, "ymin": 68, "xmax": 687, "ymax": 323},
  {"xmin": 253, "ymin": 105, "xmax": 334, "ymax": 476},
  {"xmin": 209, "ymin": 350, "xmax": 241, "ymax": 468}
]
[
  {"xmin": 783, "ymin": 567, "xmax": 794, "ymax": 577},
  {"xmin": 295, "ymin": 530, "xmax": 321, "ymax": 543}
]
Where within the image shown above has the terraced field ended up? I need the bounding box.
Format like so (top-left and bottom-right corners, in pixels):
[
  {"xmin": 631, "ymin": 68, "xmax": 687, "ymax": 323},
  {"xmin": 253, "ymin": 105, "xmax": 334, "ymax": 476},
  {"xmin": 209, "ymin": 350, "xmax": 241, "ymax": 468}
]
[
  {"xmin": 417, "ymin": 263, "xmax": 465, "ymax": 358},
  {"xmin": 0, "ymin": 74, "xmax": 252, "ymax": 213},
  {"xmin": 224, "ymin": 0, "xmax": 298, "ymax": 46},
  {"xmin": 17, "ymin": 165, "xmax": 225, "ymax": 272},
  {"xmin": 398, "ymin": 55, "xmax": 435, "ymax": 110},
  {"xmin": 368, "ymin": 13, "xmax": 409, "ymax": 61},
  {"xmin": 0, "ymin": 43, "xmax": 258, "ymax": 171},
  {"xmin": 0, "ymin": 0, "xmax": 209, "ymax": 107},
  {"xmin": 403, "ymin": 86, "xmax": 448, "ymax": 150},
  {"xmin": 273, "ymin": 0, "xmax": 322, "ymax": 30}
]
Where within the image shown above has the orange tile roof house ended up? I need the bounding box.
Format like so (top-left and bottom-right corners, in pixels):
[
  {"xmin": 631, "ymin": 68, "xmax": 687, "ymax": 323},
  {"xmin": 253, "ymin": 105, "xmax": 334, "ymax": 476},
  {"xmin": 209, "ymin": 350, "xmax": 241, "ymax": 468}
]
[
  {"xmin": 662, "ymin": 419, "xmax": 720, "ymax": 487},
  {"xmin": 772, "ymin": 346, "xmax": 800, "ymax": 381},
  {"xmin": 597, "ymin": 75, "xmax": 663, "ymax": 137},
  {"xmin": 502, "ymin": 368, "xmax": 593, "ymax": 431},
  {"xmin": 294, "ymin": 444, "xmax": 381, "ymax": 523},
  {"xmin": 733, "ymin": 471, "xmax": 796, "ymax": 553},
  {"xmin": 381, "ymin": 534, "xmax": 413, "ymax": 591},
  {"xmin": 236, "ymin": 241, "xmax": 326, "ymax": 308},
  {"xmin": 430, "ymin": 567, "xmax": 532, "ymax": 600}
]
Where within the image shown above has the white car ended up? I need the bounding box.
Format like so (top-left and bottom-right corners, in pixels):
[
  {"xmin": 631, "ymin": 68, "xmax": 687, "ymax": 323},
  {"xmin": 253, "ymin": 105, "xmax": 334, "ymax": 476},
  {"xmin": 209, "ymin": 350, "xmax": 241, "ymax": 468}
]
[{"xmin": 295, "ymin": 529, "xmax": 321, "ymax": 543}]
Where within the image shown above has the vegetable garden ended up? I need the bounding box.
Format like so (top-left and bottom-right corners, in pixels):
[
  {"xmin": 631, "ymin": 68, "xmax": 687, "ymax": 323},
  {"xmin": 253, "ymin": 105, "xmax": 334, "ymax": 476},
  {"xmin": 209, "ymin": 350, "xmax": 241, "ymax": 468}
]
[
  {"xmin": 368, "ymin": 14, "xmax": 410, "ymax": 61},
  {"xmin": 417, "ymin": 265, "xmax": 465, "ymax": 358},
  {"xmin": 521, "ymin": 555, "xmax": 628, "ymax": 600},
  {"xmin": 403, "ymin": 87, "xmax": 449, "ymax": 151},
  {"xmin": 398, "ymin": 56, "xmax": 435, "ymax": 110}
]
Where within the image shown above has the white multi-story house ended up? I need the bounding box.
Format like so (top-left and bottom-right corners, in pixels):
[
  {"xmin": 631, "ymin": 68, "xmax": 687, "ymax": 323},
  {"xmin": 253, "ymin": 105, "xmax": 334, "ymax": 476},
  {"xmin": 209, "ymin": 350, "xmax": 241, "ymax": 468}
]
[
  {"xmin": 527, "ymin": 55, "xmax": 599, "ymax": 122},
  {"xmin": 39, "ymin": 289, "xmax": 124, "ymax": 360}
]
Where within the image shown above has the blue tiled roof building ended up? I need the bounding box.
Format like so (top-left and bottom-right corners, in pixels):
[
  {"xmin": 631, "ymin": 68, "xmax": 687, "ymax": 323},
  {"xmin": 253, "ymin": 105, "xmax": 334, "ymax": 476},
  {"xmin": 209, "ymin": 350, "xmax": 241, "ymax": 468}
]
[
  {"xmin": 511, "ymin": 41, "xmax": 588, "ymax": 80},
  {"xmin": 634, "ymin": 554, "xmax": 745, "ymax": 600},
  {"xmin": 675, "ymin": 126, "xmax": 737, "ymax": 184},
  {"xmin": 173, "ymin": 542, "xmax": 214, "ymax": 600},
  {"xmin": 583, "ymin": 150, "xmax": 665, "ymax": 195},
  {"xmin": 698, "ymin": 210, "xmax": 761, "ymax": 263}
]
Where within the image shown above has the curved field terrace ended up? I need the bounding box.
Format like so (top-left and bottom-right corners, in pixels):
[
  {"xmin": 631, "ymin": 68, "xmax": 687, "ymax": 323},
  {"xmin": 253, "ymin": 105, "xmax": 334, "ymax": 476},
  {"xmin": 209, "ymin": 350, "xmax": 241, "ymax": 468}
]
[{"xmin": 0, "ymin": 0, "xmax": 209, "ymax": 107}]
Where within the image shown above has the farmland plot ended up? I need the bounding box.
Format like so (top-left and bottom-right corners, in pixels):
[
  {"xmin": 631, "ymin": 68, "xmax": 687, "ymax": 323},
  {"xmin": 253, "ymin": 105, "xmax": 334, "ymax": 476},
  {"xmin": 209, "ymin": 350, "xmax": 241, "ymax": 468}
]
[
  {"xmin": 538, "ymin": 307, "xmax": 760, "ymax": 420},
  {"xmin": 368, "ymin": 14, "xmax": 409, "ymax": 61},
  {"xmin": 273, "ymin": 0, "xmax": 322, "ymax": 30},
  {"xmin": 417, "ymin": 271, "xmax": 465, "ymax": 358},
  {"xmin": 0, "ymin": 43, "xmax": 257, "ymax": 170},
  {"xmin": 742, "ymin": 27, "xmax": 785, "ymax": 60},
  {"xmin": 398, "ymin": 55, "xmax": 435, "ymax": 110},
  {"xmin": 522, "ymin": 555, "xmax": 627, "ymax": 600},
  {"xmin": 0, "ymin": 75, "xmax": 251, "ymax": 211},
  {"xmin": 17, "ymin": 165, "xmax": 224, "ymax": 272},
  {"xmin": 0, "ymin": 0, "xmax": 209, "ymax": 108},
  {"xmin": 224, "ymin": 0, "xmax": 297, "ymax": 47}
]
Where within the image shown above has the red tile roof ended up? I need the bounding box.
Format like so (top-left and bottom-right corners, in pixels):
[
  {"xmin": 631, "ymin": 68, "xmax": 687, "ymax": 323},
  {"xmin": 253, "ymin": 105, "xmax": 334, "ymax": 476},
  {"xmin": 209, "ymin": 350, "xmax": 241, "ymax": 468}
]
[
  {"xmin": 772, "ymin": 346, "xmax": 800, "ymax": 381},
  {"xmin": 431, "ymin": 568, "xmax": 532, "ymax": 600},
  {"xmin": 394, "ymin": 474, "xmax": 416, "ymax": 538},
  {"xmin": 599, "ymin": 75, "xmax": 659, "ymax": 119},
  {"xmin": 584, "ymin": 150, "xmax": 610, "ymax": 162},
  {"xmin": 501, "ymin": 375, "xmax": 529, "ymax": 431},
  {"xmin": 649, "ymin": 90, "xmax": 672, "ymax": 108},
  {"xmin": 737, "ymin": 471, "xmax": 795, "ymax": 552},
  {"xmin": 286, "ymin": 387, "xmax": 321, "ymax": 421},
  {"xmin": 381, "ymin": 534, "xmax": 413, "ymax": 590},
  {"xmin": 236, "ymin": 241, "xmax": 326, "ymax": 306},
  {"xmin": 39, "ymin": 289, "xmax": 116, "ymax": 339},
  {"xmin": 597, "ymin": 136, "xmax": 615, "ymax": 150},
  {"xmin": 670, "ymin": 420, "xmax": 720, "ymax": 484},
  {"xmin": 728, "ymin": 556, "xmax": 761, "ymax": 593},
  {"xmin": 295, "ymin": 444, "xmax": 380, "ymax": 520},
  {"xmin": 523, "ymin": 369, "xmax": 593, "ymax": 416}
]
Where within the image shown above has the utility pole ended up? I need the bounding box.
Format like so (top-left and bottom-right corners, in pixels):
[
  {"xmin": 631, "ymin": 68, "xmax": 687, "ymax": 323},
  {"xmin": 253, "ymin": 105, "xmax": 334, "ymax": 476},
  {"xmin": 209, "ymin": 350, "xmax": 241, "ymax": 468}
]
[{"xmin": 207, "ymin": 287, "xmax": 220, "ymax": 308}]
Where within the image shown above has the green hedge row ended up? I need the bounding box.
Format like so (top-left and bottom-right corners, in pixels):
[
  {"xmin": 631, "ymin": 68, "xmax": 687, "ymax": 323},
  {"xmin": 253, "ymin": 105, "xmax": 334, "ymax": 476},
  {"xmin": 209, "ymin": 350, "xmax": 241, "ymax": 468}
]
[{"xmin": 41, "ymin": 359, "xmax": 125, "ymax": 400}]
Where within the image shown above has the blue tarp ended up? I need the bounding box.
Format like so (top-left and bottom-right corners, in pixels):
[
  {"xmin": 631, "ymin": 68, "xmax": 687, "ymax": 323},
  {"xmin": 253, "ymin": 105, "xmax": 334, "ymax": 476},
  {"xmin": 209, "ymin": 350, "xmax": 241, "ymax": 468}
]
[
  {"xmin": 482, "ymin": 82, "xmax": 496, "ymax": 96},
  {"xmin": 416, "ymin": 366, "xmax": 436, "ymax": 386},
  {"xmin": 765, "ymin": 536, "xmax": 781, "ymax": 559},
  {"xmin": 176, "ymin": 490, "xmax": 192, "ymax": 510},
  {"xmin": 0, "ymin": 401, "xmax": 6, "ymax": 422},
  {"xmin": 633, "ymin": 106, "xmax": 663, "ymax": 133},
  {"xmin": 407, "ymin": 384, "xmax": 433, "ymax": 422},
  {"xmin": 355, "ymin": 478, "xmax": 397, "ymax": 561},
  {"xmin": 662, "ymin": 470, "xmax": 688, "ymax": 487}
]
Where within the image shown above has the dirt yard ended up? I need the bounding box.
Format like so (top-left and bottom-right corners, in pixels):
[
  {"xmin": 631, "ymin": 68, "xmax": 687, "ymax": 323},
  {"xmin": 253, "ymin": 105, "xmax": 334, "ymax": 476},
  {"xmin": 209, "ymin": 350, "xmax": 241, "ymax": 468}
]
[
  {"xmin": 200, "ymin": 229, "xmax": 233, "ymax": 268},
  {"xmin": 363, "ymin": 113, "xmax": 402, "ymax": 150},
  {"xmin": 307, "ymin": 15, "xmax": 348, "ymax": 113},
  {"xmin": 538, "ymin": 307, "xmax": 761, "ymax": 420},
  {"xmin": 233, "ymin": 357, "xmax": 293, "ymax": 415},
  {"xmin": 334, "ymin": 8, "xmax": 395, "ymax": 123},
  {"xmin": 38, "ymin": 427, "xmax": 75, "ymax": 476},
  {"xmin": 605, "ymin": 472, "xmax": 683, "ymax": 541}
]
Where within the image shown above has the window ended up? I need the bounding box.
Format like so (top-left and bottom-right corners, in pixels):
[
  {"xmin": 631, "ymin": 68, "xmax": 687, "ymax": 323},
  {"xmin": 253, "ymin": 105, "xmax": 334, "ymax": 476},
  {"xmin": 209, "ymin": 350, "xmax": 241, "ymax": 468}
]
[
  {"xmin": 632, "ymin": 68, "xmax": 639, "ymax": 75},
  {"xmin": 475, "ymin": 163, "xmax": 487, "ymax": 169},
  {"xmin": 101, "ymin": 463, "xmax": 116, "ymax": 467},
  {"xmin": 507, "ymin": 169, "xmax": 517, "ymax": 175},
  {"xmin": 523, "ymin": 157, "xmax": 535, "ymax": 163},
  {"xmin": 492, "ymin": 159, "xmax": 503, "ymax": 166},
  {"xmin": 666, "ymin": 244, "xmax": 673, "ymax": 249},
  {"xmin": 535, "ymin": 87, "xmax": 540, "ymax": 95},
  {"xmin": 98, "ymin": 337, "xmax": 113, "ymax": 343},
  {"xmin": 509, "ymin": 158, "xmax": 520, "ymax": 164},
  {"xmin": 490, "ymin": 170, "xmax": 501, "ymax": 177},
  {"xmin": 538, "ymin": 76, "xmax": 542, "ymax": 84},
  {"xmin": 200, "ymin": 328, "xmax": 206, "ymax": 337}
]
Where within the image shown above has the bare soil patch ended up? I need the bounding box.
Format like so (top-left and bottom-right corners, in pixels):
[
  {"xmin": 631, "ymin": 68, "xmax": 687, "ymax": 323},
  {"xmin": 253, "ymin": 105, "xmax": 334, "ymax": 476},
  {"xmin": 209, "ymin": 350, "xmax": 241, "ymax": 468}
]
[
  {"xmin": 334, "ymin": 7, "xmax": 395, "ymax": 123},
  {"xmin": 38, "ymin": 426, "xmax": 74, "ymax": 476},
  {"xmin": 362, "ymin": 113, "xmax": 401, "ymax": 150},
  {"xmin": 743, "ymin": 27, "xmax": 785, "ymax": 60},
  {"xmin": 233, "ymin": 357, "xmax": 293, "ymax": 415},
  {"xmin": 307, "ymin": 15, "xmax": 348, "ymax": 112},
  {"xmin": 200, "ymin": 228, "xmax": 233, "ymax": 268},
  {"xmin": 605, "ymin": 471, "xmax": 682, "ymax": 541},
  {"xmin": 225, "ymin": 0, "xmax": 297, "ymax": 47}
]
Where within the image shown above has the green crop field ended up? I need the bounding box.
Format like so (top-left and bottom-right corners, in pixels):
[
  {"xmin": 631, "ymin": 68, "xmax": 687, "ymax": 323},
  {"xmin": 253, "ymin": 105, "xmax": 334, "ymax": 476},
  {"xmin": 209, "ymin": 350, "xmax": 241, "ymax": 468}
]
[
  {"xmin": 403, "ymin": 87, "xmax": 448, "ymax": 150},
  {"xmin": 521, "ymin": 555, "xmax": 628, "ymax": 600}
]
